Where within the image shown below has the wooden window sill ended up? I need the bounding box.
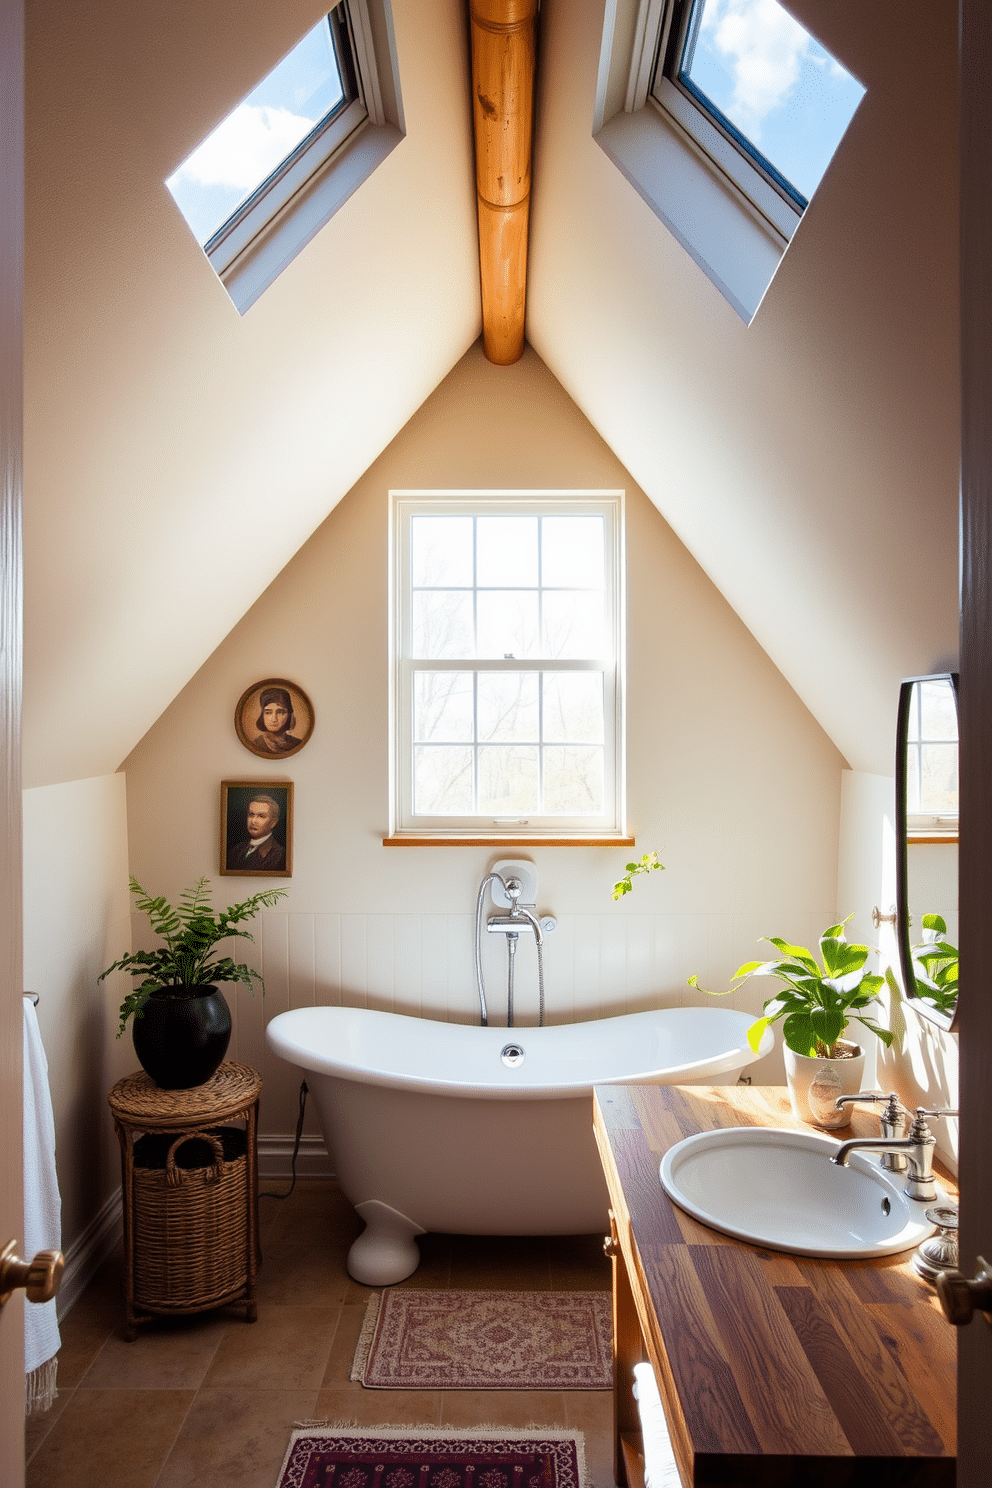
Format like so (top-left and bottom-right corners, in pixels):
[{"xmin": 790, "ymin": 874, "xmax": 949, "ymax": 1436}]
[{"xmin": 382, "ymin": 835, "xmax": 636, "ymax": 847}]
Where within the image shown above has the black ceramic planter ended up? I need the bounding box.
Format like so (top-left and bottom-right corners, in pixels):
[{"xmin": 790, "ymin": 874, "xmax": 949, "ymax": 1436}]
[{"xmin": 131, "ymin": 986, "xmax": 232, "ymax": 1089}]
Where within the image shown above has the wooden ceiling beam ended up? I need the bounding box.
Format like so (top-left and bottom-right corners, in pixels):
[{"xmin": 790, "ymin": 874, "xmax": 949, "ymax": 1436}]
[{"xmin": 469, "ymin": 0, "xmax": 537, "ymax": 365}]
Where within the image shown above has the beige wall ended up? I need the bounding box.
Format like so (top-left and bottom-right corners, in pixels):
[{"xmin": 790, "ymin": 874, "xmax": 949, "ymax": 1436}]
[
  {"xmin": 24, "ymin": 0, "xmax": 479, "ymax": 788},
  {"xmin": 22, "ymin": 774, "xmax": 132, "ymax": 1254},
  {"xmin": 123, "ymin": 344, "xmax": 846, "ymax": 1138}
]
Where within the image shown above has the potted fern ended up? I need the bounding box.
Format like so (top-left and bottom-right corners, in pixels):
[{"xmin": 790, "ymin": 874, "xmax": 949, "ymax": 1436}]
[
  {"xmin": 691, "ymin": 917, "xmax": 893, "ymax": 1129},
  {"xmin": 100, "ymin": 876, "xmax": 286, "ymax": 1089}
]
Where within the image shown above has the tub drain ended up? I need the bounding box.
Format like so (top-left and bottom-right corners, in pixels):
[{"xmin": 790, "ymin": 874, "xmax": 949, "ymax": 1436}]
[{"xmin": 501, "ymin": 1043, "xmax": 525, "ymax": 1066}]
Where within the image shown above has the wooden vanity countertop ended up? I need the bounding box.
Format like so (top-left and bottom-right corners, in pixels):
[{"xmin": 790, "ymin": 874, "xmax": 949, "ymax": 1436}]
[{"xmin": 592, "ymin": 1082, "xmax": 957, "ymax": 1486}]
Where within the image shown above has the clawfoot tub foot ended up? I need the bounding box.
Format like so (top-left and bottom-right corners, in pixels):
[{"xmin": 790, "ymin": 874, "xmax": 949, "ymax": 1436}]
[{"xmin": 348, "ymin": 1200, "xmax": 426, "ymax": 1284}]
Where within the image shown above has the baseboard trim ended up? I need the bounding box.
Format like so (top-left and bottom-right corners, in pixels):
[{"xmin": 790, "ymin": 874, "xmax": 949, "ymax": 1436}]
[
  {"xmin": 58, "ymin": 1187, "xmax": 122, "ymax": 1321},
  {"xmin": 258, "ymin": 1133, "xmax": 333, "ymax": 1180}
]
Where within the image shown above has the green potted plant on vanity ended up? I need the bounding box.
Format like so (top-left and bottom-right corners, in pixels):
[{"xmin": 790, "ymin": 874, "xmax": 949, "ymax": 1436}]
[
  {"xmin": 100, "ymin": 876, "xmax": 286, "ymax": 1090},
  {"xmin": 692, "ymin": 917, "xmax": 894, "ymax": 1128}
]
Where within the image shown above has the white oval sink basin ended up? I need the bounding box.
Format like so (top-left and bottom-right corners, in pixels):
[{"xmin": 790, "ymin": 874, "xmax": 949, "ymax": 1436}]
[{"xmin": 660, "ymin": 1127, "xmax": 940, "ymax": 1259}]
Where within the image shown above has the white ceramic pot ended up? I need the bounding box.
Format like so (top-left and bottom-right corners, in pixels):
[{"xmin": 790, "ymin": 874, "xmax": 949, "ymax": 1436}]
[{"xmin": 784, "ymin": 1041, "xmax": 866, "ymax": 1128}]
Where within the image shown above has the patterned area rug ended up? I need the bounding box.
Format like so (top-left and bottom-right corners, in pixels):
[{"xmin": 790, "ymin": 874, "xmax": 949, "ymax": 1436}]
[
  {"xmin": 274, "ymin": 1426, "xmax": 587, "ymax": 1488},
  {"xmin": 351, "ymin": 1290, "xmax": 613, "ymax": 1390}
]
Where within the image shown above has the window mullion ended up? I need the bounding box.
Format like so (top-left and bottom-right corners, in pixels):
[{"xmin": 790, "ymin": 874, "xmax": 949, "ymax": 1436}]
[
  {"xmin": 472, "ymin": 515, "xmax": 479, "ymax": 656},
  {"xmin": 471, "ymin": 516, "xmax": 479, "ymax": 814},
  {"xmin": 537, "ymin": 516, "xmax": 544, "ymax": 657},
  {"xmin": 472, "ymin": 670, "xmax": 479, "ymax": 815},
  {"xmin": 538, "ymin": 669, "xmax": 545, "ymax": 813},
  {"xmin": 409, "ymin": 657, "xmax": 609, "ymax": 670}
]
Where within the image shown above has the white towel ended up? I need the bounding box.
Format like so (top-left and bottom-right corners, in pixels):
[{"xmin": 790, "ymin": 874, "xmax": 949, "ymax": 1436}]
[
  {"xmin": 23, "ymin": 996, "xmax": 61, "ymax": 1414},
  {"xmin": 633, "ymin": 1361, "xmax": 682, "ymax": 1488}
]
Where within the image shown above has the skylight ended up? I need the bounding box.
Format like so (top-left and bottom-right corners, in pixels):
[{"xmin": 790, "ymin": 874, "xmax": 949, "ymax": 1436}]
[
  {"xmin": 161, "ymin": 0, "xmax": 404, "ymax": 315},
  {"xmin": 167, "ymin": 13, "xmax": 353, "ymax": 248},
  {"xmin": 661, "ymin": 0, "xmax": 865, "ymax": 209},
  {"xmin": 594, "ymin": 0, "xmax": 867, "ymax": 320}
]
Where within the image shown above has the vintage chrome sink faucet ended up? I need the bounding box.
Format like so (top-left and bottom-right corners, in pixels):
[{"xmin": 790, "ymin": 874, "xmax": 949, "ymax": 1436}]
[{"xmin": 830, "ymin": 1095, "xmax": 958, "ymax": 1203}]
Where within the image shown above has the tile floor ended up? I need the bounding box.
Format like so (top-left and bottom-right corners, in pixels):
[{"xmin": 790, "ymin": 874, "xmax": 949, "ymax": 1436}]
[{"xmin": 24, "ymin": 1179, "xmax": 616, "ymax": 1488}]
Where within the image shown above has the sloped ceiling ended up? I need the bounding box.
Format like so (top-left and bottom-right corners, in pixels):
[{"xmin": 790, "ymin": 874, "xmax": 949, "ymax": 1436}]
[
  {"xmin": 23, "ymin": 0, "xmax": 958, "ymax": 787},
  {"xmin": 23, "ymin": 0, "xmax": 481, "ymax": 787},
  {"xmin": 526, "ymin": 0, "xmax": 959, "ymax": 777}
]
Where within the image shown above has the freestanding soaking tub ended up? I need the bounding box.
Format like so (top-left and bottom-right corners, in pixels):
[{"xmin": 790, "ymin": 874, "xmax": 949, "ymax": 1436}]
[{"xmin": 265, "ymin": 1003, "xmax": 770, "ymax": 1283}]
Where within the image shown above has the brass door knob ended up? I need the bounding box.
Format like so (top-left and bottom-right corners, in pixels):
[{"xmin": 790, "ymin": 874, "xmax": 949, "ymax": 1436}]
[
  {"xmin": 935, "ymin": 1255, "xmax": 992, "ymax": 1326},
  {"xmin": 0, "ymin": 1239, "xmax": 64, "ymax": 1305}
]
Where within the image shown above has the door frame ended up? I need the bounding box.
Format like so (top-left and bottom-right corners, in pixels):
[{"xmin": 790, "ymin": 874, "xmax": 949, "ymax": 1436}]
[
  {"xmin": 958, "ymin": 2, "xmax": 992, "ymax": 1483},
  {"xmin": 0, "ymin": 0, "xmax": 26, "ymax": 1479}
]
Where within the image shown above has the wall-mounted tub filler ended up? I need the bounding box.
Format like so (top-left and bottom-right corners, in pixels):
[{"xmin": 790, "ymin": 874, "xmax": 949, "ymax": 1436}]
[
  {"xmin": 490, "ymin": 859, "xmax": 538, "ymax": 907},
  {"xmin": 474, "ymin": 861, "xmax": 554, "ymax": 1028}
]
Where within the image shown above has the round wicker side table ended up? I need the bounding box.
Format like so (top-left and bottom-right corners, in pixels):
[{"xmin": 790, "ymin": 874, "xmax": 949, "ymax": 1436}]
[{"xmin": 109, "ymin": 1061, "xmax": 262, "ymax": 1341}]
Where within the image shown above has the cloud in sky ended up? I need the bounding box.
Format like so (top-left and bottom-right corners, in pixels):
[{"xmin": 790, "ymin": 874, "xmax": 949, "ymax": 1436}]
[
  {"xmin": 698, "ymin": 0, "xmax": 811, "ymax": 139},
  {"xmin": 172, "ymin": 102, "xmax": 317, "ymax": 193}
]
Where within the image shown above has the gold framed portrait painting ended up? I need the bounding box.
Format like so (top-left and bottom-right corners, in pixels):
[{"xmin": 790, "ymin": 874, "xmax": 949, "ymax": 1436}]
[
  {"xmin": 235, "ymin": 678, "xmax": 314, "ymax": 760},
  {"xmin": 220, "ymin": 781, "xmax": 293, "ymax": 877}
]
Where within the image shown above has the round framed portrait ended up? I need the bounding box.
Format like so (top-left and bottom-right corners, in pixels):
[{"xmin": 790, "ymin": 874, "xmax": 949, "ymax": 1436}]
[{"xmin": 235, "ymin": 678, "xmax": 314, "ymax": 760}]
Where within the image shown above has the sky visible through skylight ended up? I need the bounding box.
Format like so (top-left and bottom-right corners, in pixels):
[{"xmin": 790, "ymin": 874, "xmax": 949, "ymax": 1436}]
[
  {"xmin": 683, "ymin": 0, "xmax": 865, "ymax": 201},
  {"xmin": 166, "ymin": 15, "xmax": 345, "ymax": 247}
]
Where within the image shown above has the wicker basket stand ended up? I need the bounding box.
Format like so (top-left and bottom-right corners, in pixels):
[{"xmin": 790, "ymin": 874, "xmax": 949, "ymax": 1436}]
[{"xmin": 109, "ymin": 1061, "xmax": 262, "ymax": 1341}]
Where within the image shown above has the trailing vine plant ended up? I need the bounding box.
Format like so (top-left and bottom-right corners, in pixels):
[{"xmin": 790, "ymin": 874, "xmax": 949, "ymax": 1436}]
[{"xmin": 611, "ymin": 852, "xmax": 665, "ymax": 900}]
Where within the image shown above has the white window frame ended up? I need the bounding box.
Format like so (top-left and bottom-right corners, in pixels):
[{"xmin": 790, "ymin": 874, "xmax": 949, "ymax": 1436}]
[
  {"xmin": 387, "ymin": 491, "xmax": 628, "ymax": 844},
  {"xmin": 179, "ymin": 0, "xmax": 404, "ymax": 315}
]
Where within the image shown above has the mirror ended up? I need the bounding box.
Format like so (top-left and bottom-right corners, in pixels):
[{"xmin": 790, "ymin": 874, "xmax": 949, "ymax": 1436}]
[{"xmin": 895, "ymin": 673, "xmax": 959, "ymax": 1030}]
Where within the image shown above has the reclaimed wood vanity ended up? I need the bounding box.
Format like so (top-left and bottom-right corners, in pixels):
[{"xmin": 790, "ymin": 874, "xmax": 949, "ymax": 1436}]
[{"xmin": 592, "ymin": 1083, "xmax": 956, "ymax": 1487}]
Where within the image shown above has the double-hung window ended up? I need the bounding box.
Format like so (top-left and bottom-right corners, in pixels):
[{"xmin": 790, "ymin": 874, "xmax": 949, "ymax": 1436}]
[{"xmin": 389, "ymin": 493, "xmax": 627, "ymax": 843}]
